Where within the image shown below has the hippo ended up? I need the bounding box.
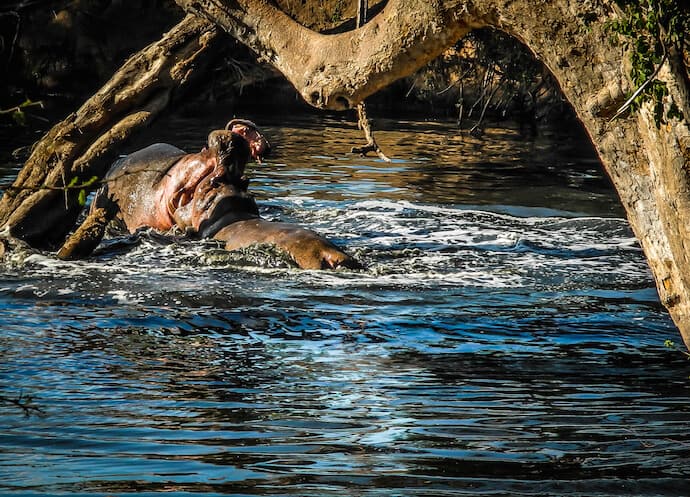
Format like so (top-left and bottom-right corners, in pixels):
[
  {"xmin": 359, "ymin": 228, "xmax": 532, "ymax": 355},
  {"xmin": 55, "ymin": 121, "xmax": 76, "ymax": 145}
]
[{"xmin": 61, "ymin": 120, "xmax": 359, "ymax": 269}]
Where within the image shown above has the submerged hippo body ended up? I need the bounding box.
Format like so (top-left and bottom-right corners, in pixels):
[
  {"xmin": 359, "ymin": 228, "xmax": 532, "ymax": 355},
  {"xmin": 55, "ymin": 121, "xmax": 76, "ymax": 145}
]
[{"xmin": 90, "ymin": 121, "xmax": 359, "ymax": 269}]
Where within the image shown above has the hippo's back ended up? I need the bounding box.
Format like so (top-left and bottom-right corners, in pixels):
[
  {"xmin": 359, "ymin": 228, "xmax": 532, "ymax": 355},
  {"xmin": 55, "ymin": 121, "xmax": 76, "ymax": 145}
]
[
  {"xmin": 105, "ymin": 143, "xmax": 186, "ymax": 203},
  {"xmin": 95, "ymin": 143, "xmax": 187, "ymax": 231},
  {"xmin": 106, "ymin": 143, "xmax": 186, "ymax": 184}
]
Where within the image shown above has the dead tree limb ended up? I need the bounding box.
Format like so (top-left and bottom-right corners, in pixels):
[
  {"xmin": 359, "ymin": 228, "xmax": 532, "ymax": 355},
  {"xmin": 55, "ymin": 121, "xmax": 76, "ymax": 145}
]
[
  {"xmin": 175, "ymin": 0, "xmax": 474, "ymax": 110},
  {"xmin": 0, "ymin": 15, "xmax": 223, "ymax": 247},
  {"xmin": 351, "ymin": 103, "xmax": 392, "ymax": 162}
]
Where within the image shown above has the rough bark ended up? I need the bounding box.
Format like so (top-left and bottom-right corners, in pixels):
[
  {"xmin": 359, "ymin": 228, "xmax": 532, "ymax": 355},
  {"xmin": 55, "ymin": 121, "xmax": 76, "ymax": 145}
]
[
  {"xmin": 175, "ymin": 0, "xmax": 478, "ymax": 109},
  {"xmin": 0, "ymin": 15, "xmax": 222, "ymax": 247},
  {"xmin": 174, "ymin": 0, "xmax": 690, "ymax": 345},
  {"xmin": 56, "ymin": 206, "xmax": 117, "ymax": 260}
]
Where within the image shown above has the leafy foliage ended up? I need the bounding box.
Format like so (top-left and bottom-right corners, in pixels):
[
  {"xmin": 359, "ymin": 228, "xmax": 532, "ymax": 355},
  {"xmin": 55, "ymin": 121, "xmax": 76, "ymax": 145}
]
[
  {"xmin": 664, "ymin": 339, "xmax": 690, "ymax": 360},
  {"xmin": 608, "ymin": 0, "xmax": 689, "ymax": 126},
  {"xmin": 66, "ymin": 175, "xmax": 99, "ymax": 206},
  {"xmin": 0, "ymin": 98, "xmax": 43, "ymax": 127}
]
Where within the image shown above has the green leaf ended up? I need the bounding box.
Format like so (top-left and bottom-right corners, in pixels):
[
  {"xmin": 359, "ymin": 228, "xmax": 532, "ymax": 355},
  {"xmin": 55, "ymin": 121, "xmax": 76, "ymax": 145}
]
[
  {"xmin": 12, "ymin": 109, "xmax": 26, "ymax": 126},
  {"xmin": 84, "ymin": 176, "xmax": 99, "ymax": 187}
]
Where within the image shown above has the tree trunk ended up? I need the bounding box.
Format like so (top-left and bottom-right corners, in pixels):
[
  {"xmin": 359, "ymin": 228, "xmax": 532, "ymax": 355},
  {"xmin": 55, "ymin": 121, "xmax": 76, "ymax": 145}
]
[
  {"xmin": 174, "ymin": 0, "xmax": 690, "ymax": 345},
  {"xmin": 0, "ymin": 15, "xmax": 222, "ymax": 247}
]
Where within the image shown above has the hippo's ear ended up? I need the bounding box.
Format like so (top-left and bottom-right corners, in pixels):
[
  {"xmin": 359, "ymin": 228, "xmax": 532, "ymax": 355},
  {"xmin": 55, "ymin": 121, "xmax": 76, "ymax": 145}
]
[{"xmin": 207, "ymin": 131, "xmax": 223, "ymax": 151}]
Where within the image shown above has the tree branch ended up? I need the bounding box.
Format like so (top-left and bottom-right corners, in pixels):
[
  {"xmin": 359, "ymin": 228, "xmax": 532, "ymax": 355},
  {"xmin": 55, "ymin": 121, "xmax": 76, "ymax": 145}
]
[
  {"xmin": 351, "ymin": 103, "xmax": 392, "ymax": 161},
  {"xmin": 174, "ymin": 0, "xmax": 477, "ymax": 109}
]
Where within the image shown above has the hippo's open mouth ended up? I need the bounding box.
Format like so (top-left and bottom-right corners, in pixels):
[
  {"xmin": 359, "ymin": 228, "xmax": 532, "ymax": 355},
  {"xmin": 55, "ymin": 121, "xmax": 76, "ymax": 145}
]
[
  {"xmin": 152, "ymin": 122, "xmax": 269, "ymax": 235},
  {"xmin": 166, "ymin": 155, "xmax": 259, "ymax": 235},
  {"xmin": 166, "ymin": 159, "xmax": 220, "ymax": 214},
  {"xmin": 225, "ymin": 119, "xmax": 271, "ymax": 163},
  {"xmin": 177, "ymin": 179, "xmax": 259, "ymax": 238}
]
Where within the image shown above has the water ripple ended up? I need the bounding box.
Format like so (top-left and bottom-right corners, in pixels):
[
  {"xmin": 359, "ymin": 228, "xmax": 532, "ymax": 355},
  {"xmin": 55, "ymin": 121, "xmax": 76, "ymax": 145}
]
[{"xmin": 1, "ymin": 116, "xmax": 687, "ymax": 496}]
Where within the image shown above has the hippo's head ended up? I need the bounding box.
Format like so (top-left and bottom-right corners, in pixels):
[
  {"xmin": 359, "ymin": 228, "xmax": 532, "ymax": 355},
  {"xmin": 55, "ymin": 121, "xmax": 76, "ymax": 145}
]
[
  {"xmin": 160, "ymin": 122, "xmax": 271, "ymax": 237},
  {"xmin": 207, "ymin": 119, "xmax": 271, "ymax": 183}
]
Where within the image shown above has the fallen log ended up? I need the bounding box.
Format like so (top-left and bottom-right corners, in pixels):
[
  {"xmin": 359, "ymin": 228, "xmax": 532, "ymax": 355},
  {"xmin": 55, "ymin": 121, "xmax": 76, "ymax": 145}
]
[{"xmin": 0, "ymin": 15, "xmax": 223, "ymax": 248}]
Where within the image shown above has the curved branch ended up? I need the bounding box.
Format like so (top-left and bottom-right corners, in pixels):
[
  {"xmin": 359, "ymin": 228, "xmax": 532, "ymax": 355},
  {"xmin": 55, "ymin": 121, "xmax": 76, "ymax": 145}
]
[
  {"xmin": 172, "ymin": 0, "xmax": 690, "ymax": 349},
  {"xmin": 175, "ymin": 0, "xmax": 477, "ymax": 109}
]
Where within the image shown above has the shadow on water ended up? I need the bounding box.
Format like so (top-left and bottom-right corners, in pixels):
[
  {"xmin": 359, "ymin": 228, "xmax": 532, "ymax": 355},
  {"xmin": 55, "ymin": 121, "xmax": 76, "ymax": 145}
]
[{"xmin": 1, "ymin": 114, "xmax": 689, "ymax": 496}]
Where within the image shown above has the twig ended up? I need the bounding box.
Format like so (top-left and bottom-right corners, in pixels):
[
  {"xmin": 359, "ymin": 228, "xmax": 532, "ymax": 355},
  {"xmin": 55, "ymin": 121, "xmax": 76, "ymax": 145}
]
[
  {"xmin": 0, "ymin": 182, "xmax": 94, "ymax": 193},
  {"xmin": 0, "ymin": 11, "xmax": 20, "ymax": 70},
  {"xmin": 0, "ymin": 100, "xmax": 44, "ymax": 115},
  {"xmin": 469, "ymin": 78, "xmax": 501, "ymax": 136},
  {"xmin": 457, "ymin": 81, "xmax": 464, "ymax": 129},
  {"xmin": 437, "ymin": 67, "xmax": 473, "ymax": 96},
  {"xmin": 609, "ymin": 50, "xmax": 668, "ymax": 122},
  {"xmin": 437, "ymin": 79, "xmax": 461, "ymax": 96},
  {"xmin": 405, "ymin": 77, "xmax": 418, "ymax": 98},
  {"xmin": 62, "ymin": 168, "xmax": 68, "ymax": 209},
  {"xmin": 356, "ymin": 0, "xmax": 368, "ymax": 27},
  {"xmin": 351, "ymin": 102, "xmax": 392, "ymax": 162},
  {"xmin": 0, "ymin": 391, "xmax": 44, "ymax": 417},
  {"xmin": 467, "ymin": 67, "xmax": 494, "ymax": 118},
  {"xmin": 0, "ymin": 168, "xmax": 163, "ymax": 195}
]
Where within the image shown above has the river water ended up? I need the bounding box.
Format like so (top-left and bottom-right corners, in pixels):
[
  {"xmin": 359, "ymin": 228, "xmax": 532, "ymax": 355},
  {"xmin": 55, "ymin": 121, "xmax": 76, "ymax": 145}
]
[{"xmin": 1, "ymin": 114, "xmax": 689, "ymax": 496}]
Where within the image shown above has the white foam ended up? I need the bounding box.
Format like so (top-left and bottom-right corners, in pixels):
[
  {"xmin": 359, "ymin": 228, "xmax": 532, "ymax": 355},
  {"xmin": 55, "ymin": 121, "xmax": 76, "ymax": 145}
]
[{"xmin": 1, "ymin": 198, "xmax": 647, "ymax": 298}]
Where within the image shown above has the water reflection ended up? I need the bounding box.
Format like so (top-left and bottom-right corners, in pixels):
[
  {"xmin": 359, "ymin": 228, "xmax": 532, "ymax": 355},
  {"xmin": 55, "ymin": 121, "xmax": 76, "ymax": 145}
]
[
  {"xmin": 251, "ymin": 117, "xmax": 619, "ymax": 218},
  {"xmin": 1, "ymin": 115, "xmax": 688, "ymax": 496}
]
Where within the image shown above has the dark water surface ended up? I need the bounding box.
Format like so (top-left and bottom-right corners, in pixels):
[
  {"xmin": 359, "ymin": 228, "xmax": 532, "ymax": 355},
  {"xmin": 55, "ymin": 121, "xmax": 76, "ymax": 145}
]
[{"xmin": 1, "ymin": 115, "xmax": 689, "ymax": 496}]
